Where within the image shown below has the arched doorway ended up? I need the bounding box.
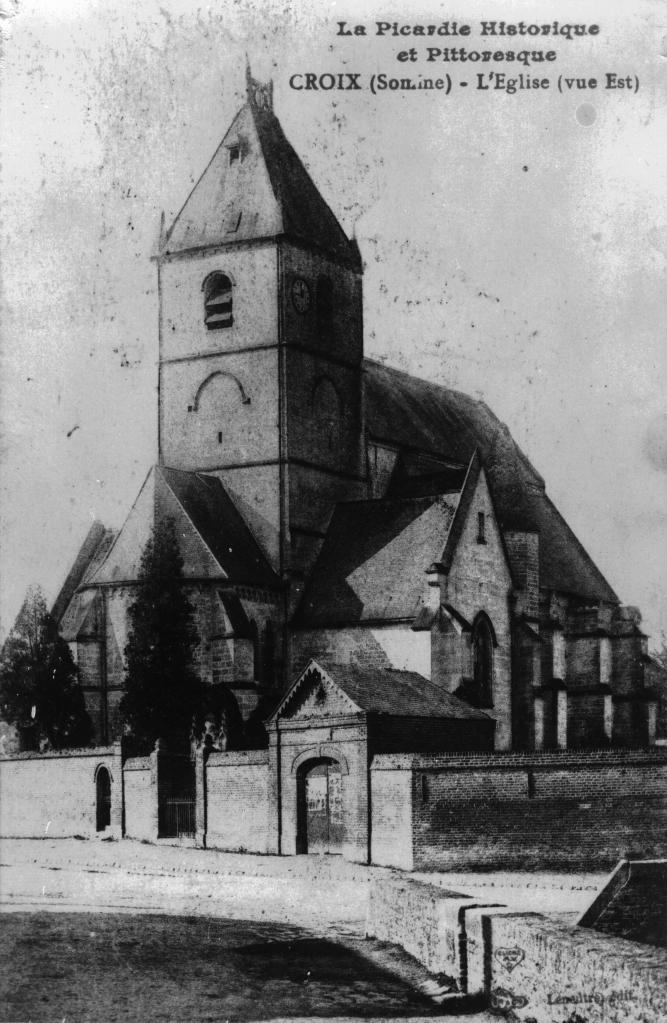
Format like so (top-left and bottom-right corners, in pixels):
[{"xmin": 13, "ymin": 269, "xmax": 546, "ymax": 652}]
[
  {"xmin": 297, "ymin": 758, "xmax": 343, "ymax": 855},
  {"xmin": 95, "ymin": 766, "xmax": 111, "ymax": 832}
]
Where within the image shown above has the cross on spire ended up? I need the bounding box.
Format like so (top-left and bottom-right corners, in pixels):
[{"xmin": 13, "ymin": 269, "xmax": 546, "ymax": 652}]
[{"xmin": 245, "ymin": 58, "xmax": 273, "ymax": 111}]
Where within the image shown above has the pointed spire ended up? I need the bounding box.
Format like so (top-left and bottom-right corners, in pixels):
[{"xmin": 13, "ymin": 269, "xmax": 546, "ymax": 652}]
[{"xmin": 161, "ymin": 63, "xmax": 359, "ymax": 266}]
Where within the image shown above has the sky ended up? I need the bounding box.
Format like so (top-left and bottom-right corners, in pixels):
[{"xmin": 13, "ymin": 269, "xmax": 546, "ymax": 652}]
[{"xmin": 1, "ymin": 0, "xmax": 666, "ymax": 645}]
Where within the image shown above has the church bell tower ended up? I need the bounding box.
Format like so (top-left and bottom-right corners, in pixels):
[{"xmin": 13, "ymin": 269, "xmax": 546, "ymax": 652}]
[{"xmin": 157, "ymin": 68, "xmax": 365, "ymax": 582}]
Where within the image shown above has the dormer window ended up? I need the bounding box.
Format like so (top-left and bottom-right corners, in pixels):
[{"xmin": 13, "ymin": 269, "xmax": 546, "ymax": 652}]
[
  {"xmin": 225, "ymin": 210, "xmax": 242, "ymax": 234},
  {"xmin": 203, "ymin": 273, "xmax": 233, "ymax": 331}
]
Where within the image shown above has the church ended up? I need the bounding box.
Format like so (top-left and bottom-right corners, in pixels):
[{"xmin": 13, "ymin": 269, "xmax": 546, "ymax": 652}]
[{"xmin": 52, "ymin": 69, "xmax": 658, "ymax": 769}]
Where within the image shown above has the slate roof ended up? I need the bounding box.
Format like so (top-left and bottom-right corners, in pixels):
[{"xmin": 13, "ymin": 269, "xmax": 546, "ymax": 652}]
[
  {"xmin": 54, "ymin": 470, "xmax": 279, "ymax": 621},
  {"xmin": 279, "ymin": 659, "xmax": 491, "ymax": 720},
  {"xmin": 334, "ymin": 663, "xmax": 491, "ymax": 719},
  {"xmin": 364, "ymin": 359, "xmax": 618, "ymax": 603},
  {"xmin": 59, "ymin": 589, "xmax": 103, "ymax": 643},
  {"xmin": 163, "ymin": 75, "xmax": 359, "ymax": 267},
  {"xmin": 51, "ymin": 522, "xmax": 116, "ymax": 624},
  {"xmin": 251, "ymin": 100, "xmax": 360, "ymax": 266},
  {"xmin": 157, "ymin": 468, "xmax": 279, "ymax": 590},
  {"xmin": 295, "ymin": 495, "xmax": 458, "ymax": 627}
]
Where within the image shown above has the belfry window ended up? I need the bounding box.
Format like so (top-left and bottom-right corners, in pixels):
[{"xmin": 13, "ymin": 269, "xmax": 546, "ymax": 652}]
[{"xmin": 204, "ymin": 273, "xmax": 233, "ymax": 331}]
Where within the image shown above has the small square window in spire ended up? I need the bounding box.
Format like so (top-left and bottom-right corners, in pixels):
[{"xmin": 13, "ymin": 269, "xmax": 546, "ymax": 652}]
[
  {"xmin": 228, "ymin": 144, "xmax": 240, "ymax": 166},
  {"xmin": 225, "ymin": 210, "xmax": 243, "ymax": 234}
]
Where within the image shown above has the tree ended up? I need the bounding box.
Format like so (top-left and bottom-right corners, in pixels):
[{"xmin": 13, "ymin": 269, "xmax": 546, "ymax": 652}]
[
  {"xmin": 120, "ymin": 518, "xmax": 203, "ymax": 751},
  {"xmin": 0, "ymin": 586, "xmax": 93, "ymax": 750}
]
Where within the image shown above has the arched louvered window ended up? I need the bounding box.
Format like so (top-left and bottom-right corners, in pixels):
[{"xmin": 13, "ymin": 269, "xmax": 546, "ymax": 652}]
[{"xmin": 204, "ymin": 273, "xmax": 233, "ymax": 331}]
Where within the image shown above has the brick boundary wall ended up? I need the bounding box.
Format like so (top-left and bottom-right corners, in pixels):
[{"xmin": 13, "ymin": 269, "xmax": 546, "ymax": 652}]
[
  {"xmin": 0, "ymin": 744, "xmax": 121, "ymax": 838},
  {"xmin": 122, "ymin": 756, "xmax": 153, "ymax": 842},
  {"xmin": 204, "ymin": 749, "xmax": 270, "ymax": 853},
  {"xmin": 371, "ymin": 749, "xmax": 667, "ymax": 871}
]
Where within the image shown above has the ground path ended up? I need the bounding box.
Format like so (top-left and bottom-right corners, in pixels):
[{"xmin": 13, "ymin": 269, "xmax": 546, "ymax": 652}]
[{"xmin": 0, "ymin": 838, "xmax": 608, "ymax": 1022}]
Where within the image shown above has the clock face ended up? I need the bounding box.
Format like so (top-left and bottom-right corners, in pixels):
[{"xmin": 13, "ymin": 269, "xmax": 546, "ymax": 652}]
[{"xmin": 291, "ymin": 277, "xmax": 311, "ymax": 314}]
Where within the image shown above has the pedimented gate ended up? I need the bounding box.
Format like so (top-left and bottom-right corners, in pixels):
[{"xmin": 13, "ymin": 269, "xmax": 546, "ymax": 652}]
[{"xmin": 299, "ymin": 758, "xmax": 343, "ymax": 855}]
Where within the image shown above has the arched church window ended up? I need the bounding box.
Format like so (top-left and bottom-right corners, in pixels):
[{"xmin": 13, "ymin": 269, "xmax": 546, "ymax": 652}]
[
  {"xmin": 250, "ymin": 620, "xmax": 260, "ymax": 682},
  {"xmin": 263, "ymin": 621, "xmax": 275, "ymax": 687},
  {"xmin": 472, "ymin": 614, "xmax": 495, "ymax": 708},
  {"xmin": 316, "ymin": 276, "xmax": 333, "ymax": 338},
  {"xmin": 203, "ymin": 273, "xmax": 233, "ymax": 330}
]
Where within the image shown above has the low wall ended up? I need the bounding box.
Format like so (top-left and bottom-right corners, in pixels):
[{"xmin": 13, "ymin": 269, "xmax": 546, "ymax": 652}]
[
  {"xmin": 0, "ymin": 746, "xmax": 119, "ymax": 838},
  {"xmin": 366, "ymin": 875, "xmax": 498, "ymax": 981},
  {"xmin": 366, "ymin": 875, "xmax": 667, "ymax": 1020},
  {"xmin": 205, "ymin": 749, "xmax": 269, "ymax": 853},
  {"xmin": 477, "ymin": 909, "xmax": 667, "ymax": 1023},
  {"xmin": 123, "ymin": 757, "xmax": 154, "ymax": 842},
  {"xmin": 371, "ymin": 749, "xmax": 667, "ymax": 871}
]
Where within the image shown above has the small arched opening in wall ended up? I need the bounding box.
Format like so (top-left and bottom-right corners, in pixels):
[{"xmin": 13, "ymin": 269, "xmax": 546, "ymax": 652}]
[{"xmin": 95, "ymin": 764, "xmax": 112, "ymax": 832}]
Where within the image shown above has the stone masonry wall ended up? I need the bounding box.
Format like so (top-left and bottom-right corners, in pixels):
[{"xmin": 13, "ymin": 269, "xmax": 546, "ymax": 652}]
[
  {"xmin": 366, "ymin": 874, "xmax": 667, "ymax": 1020},
  {"xmin": 482, "ymin": 910, "xmax": 667, "ymax": 1023}
]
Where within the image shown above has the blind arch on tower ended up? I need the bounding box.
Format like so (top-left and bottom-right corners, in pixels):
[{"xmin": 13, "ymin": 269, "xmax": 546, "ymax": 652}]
[{"xmin": 190, "ymin": 371, "xmax": 250, "ymax": 413}]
